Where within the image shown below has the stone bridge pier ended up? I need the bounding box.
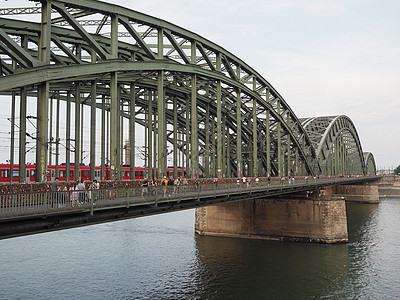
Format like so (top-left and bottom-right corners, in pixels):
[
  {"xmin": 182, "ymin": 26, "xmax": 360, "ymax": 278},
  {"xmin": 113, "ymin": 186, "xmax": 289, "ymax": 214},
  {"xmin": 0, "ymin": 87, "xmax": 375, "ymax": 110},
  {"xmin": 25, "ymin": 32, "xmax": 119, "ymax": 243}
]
[{"xmin": 195, "ymin": 183, "xmax": 379, "ymax": 244}]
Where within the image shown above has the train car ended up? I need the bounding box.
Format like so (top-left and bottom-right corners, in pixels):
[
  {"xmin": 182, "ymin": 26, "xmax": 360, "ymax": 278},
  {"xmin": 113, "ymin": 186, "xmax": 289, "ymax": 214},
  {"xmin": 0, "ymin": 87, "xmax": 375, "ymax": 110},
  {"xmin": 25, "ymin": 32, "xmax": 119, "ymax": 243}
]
[
  {"xmin": 0, "ymin": 164, "xmax": 37, "ymax": 183},
  {"xmin": 0, "ymin": 163, "xmax": 186, "ymax": 182}
]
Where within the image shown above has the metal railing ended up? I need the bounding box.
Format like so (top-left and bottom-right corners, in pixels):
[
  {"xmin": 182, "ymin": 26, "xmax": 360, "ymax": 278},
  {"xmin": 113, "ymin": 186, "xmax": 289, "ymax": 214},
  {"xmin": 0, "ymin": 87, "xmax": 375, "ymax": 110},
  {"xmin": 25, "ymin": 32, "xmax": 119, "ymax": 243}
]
[{"xmin": 0, "ymin": 176, "xmax": 379, "ymax": 218}]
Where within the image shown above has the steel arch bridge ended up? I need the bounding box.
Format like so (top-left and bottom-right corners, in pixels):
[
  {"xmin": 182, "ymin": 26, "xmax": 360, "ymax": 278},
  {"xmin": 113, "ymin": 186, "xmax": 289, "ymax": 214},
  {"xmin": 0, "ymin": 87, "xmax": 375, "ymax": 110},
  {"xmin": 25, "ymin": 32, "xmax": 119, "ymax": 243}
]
[{"xmin": 0, "ymin": 0, "xmax": 376, "ymax": 182}]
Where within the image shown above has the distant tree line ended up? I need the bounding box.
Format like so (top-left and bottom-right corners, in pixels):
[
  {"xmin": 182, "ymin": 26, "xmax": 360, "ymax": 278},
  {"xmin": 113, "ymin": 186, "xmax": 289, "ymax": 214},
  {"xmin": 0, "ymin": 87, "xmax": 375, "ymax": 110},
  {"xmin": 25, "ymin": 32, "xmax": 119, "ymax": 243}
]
[{"xmin": 395, "ymin": 165, "xmax": 400, "ymax": 175}]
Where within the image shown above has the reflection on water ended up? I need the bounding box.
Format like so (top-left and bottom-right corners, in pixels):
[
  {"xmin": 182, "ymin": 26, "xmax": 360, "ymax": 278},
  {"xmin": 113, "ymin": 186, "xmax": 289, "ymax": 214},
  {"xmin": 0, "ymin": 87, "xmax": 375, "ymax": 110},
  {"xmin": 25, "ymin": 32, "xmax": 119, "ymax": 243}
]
[{"xmin": 1, "ymin": 200, "xmax": 400, "ymax": 299}]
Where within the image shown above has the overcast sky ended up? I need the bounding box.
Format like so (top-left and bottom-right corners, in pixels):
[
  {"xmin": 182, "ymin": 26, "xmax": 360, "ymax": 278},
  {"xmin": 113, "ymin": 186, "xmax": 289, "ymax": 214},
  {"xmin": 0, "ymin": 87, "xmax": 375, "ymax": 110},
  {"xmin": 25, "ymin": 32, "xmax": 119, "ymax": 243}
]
[{"xmin": 2, "ymin": 0, "xmax": 399, "ymax": 169}]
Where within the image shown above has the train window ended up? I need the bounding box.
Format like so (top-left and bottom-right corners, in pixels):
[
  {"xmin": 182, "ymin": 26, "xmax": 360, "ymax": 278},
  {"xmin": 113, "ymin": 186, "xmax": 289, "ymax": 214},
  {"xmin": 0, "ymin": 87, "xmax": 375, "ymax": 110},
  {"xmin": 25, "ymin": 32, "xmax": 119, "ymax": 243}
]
[
  {"xmin": 124, "ymin": 171, "xmax": 130, "ymax": 177},
  {"xmin": 51, "ymin": 170, "xmax": 55, "ymax": 177},
  {"xmin": 135, "ymin": 171, "xmax": 139, "ymax": 177},
  {"xmin": 26, "ymin": 170, "xmax": 30, "ymax": 178},
  {"xmin": 140, "ymin": 171, "xmax": 143, "ymax": 177},
  {"xmin": 70, "ymin": 171, "xmax": 74, "ymax": 179},
  {"xmin": 81, "ymin": 171, "xmax": 89, "ymax": 177},
  {"xmin": 60, "ymin": 170, "xmax": 66, "ymax": 177},
  {"xmin": 31, "ymin": 170, "xmax": 36, "ymax": 178},
  {"xmin": 13, "ymin": 171, "xmax": 19, "ymax": 178},
  {"xmin": 95, "ymin": 170, "xmax": 100, "ymax": 177},
  {"xmin": 1, "ymin": 170, "xmax": 10, "ymax": 178}
]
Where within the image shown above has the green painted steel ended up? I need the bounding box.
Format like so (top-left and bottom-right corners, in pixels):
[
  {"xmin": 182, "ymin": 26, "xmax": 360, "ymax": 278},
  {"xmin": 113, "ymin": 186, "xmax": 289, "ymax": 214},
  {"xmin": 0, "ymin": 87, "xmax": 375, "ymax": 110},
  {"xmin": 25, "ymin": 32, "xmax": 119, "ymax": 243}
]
[{"xmin": 0, "ymin": 0, "xmax": 376, "ymax": 181}]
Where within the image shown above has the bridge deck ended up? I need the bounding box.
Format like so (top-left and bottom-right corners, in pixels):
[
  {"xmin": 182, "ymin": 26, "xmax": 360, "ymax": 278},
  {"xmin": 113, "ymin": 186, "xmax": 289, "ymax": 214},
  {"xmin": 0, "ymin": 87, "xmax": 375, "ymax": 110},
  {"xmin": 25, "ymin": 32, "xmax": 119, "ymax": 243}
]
[{"xmin": 0, "ymin": 176, "xmax": 380, "ymax": 239}]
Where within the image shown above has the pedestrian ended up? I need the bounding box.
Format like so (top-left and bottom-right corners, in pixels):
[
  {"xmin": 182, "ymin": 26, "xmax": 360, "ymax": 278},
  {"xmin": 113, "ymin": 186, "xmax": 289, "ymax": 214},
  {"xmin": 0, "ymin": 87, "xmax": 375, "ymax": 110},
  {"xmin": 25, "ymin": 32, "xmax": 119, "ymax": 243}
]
[
  {"xmin": 161, "ymin": 176, "xmax": 168, "ymax": 197},
  {"xmin": 255, "ymin": 176, "xmax": 259, "ymax": 187},
  {"xmin": 280, "ymin": 176, "xmax": 284, "ymax": 185},
  {"xmin": 247, "ymin": 177, "xmax": 251, "ymax": 188},
  {"xmin": 51, "ymin": 177, "xmax": 60, "ymax": 208},
  {"xmin": 305, "ymin": 176, "xmax": 309, "ymax": 183},
  {"xmin": 94, "ymin": 180, "xmax": 100, "ymax": 201},
  {"xmin": 70, "ymin": 185, "xmax": 78, "ymax": 207},
  {"xmin": 267, "ymin": 176, "xmax": 271, "ymax": 186},
  {"xmin": 76, "ymin": 179, "xmax": 86, "ymax": 204},
  {"xmin": 174, "ymin": 178, "xmax": 179, "ymax": 194},
  {"xmin": 141, "ymin": 178, "xmax": 148, "ymax": 197},
  {"xmin": 214, "ymin": 177, "xmax": 218, "ymax": 189},
  {"xmin": 242, "ymin": 176, "xmax": 247, "ymax": 187},
  {"xmin": 108, "ymin": 179, "xmax": 114, "ymax": 199},
  {"xmin": 236, "ymin": 178, "xmax": 240, "ymax": 188},
  {"xmin": 89, "ymin": 180, "xmax": 98, "ymax": 204}
]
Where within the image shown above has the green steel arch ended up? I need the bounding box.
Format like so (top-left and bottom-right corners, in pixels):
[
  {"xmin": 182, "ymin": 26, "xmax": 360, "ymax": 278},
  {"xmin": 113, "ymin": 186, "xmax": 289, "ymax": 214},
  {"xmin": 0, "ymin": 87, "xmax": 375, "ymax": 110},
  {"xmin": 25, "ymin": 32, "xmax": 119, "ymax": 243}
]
[
  {"xmin": 0, "ymin": 0, "xmax": 374, "ymax": 182},
  {"xmin": 300, "ymin": 116, "xmax": 368, "ymax": 176},
  {"xmin": 364, "ymin": 152, "xmax": 377, "ymax": 175}
]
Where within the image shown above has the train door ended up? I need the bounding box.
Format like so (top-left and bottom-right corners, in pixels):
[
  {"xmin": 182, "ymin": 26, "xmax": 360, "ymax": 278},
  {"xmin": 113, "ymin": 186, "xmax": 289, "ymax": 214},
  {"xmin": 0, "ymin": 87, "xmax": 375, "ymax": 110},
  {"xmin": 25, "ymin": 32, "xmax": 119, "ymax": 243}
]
[{"xmin": 94, "ymin": 169, "xmax": 101, "ymax": 181}]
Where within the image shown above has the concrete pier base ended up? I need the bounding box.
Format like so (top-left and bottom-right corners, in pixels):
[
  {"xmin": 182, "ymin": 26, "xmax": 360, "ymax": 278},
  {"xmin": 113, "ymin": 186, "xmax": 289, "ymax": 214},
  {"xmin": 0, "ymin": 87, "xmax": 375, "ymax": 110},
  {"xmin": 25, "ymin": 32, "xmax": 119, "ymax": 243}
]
[
  {"xmin": 323, "ymin": 184, "xmax": 379, "ymax": 203},
  {"xmin": 195, "ymin": 196, "xmax": 348, "ymax": 244}
]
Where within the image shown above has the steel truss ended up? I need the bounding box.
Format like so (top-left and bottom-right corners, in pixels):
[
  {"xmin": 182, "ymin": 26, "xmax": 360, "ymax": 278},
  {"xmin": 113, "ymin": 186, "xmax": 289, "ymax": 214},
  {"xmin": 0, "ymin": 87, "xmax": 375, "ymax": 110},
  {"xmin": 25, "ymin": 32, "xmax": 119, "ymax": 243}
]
[{"xmin": 0, "ymin": 0, "xmax": 376, "ymax": 182}]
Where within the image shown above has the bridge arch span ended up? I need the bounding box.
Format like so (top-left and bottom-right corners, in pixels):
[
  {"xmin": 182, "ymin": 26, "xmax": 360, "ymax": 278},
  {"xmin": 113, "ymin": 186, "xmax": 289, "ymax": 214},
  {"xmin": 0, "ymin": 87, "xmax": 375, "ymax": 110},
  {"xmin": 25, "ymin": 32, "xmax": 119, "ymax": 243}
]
[
  {"xmin": 301, "ymin": 115, "xmax": 368, "ymax": 176},
  {"xmin": 0, "ymin": 0, "xmax": 374, "ymax": 181},
  {"xmin": 364, "ymin": 152, "xmax": 377, "ymax": 175}
]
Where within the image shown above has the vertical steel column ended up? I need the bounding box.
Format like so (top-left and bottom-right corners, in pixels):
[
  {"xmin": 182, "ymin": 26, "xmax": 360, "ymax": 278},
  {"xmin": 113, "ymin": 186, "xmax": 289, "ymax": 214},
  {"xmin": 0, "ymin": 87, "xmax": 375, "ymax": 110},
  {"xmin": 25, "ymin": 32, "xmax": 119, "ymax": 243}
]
[
  {"xmin": 35, "ymin": 1, "xmax": 50, "ymax": 182},
  {"xmin": 173, "ymin": 97, "xmax": 178, "ymax": 178},
  {"xmin": 144, "ymin": 107, "xmax": 148, "ymax": 178},
  {"xmin": 205, "ymin": 104, "xmax": 210, "ymax": 178},
  {"xmin": 185, "ymin": 97, "xmax": 190, "ymax": 178},
  {"xmin": 216, "ymin": 53, "xmax": 222, "ymax": 178},
  {"xmin": 18, "ymin": 36, "xmax": 28, "ymax": 183},
  {"xmin": 19, "ymin": 87, "xmax": 27, "ymax": 183},
  {"xmin": 236, "ymin": 88, "xmax": 242, "ymax": 178},
  {"xmin": 55, "ymin": 92, "xmax": 60, "ymax": 178},
  {"xmin": 158, "ymin": 71, "xmax": 166, "ymax": 178},
  {"xmin": 342, "ymin": 136, "xmax": 346, "ymax": 175},
  {"xmin": 153, "ymin": 105, "xmax": 157, "ymax": 178},
  {"xmin": 129, "ymin": 83, "xmax": 136, "ymax": 179},
  {"xmin": 101, "ymin": 95, "xmax": 106, "ymax": 180},
  {"xmin": 277, "ymin": 100, "xmax": 282, "ymax": 176},
  {"xmin": 222, "ymin": 99, "xmax": 226, "ymax": 176},
  {"xmin": 180, "ymin": 132, "xmax": 183, "ymax": 173},
  {"xmin": 90, "ymin": 80, "xmax": 96, "ymax": 180},
  {"xmin": 39, "ymin": 1, "xmax": 51, "ymax": 63},
  {"xmin": 191, "ymin": 92, "xmax": 198, "ymax": 177},
  {"xmin": 80, "ymin": 103, "xmax": 83, "ymax": 165},
  {"xmin": 227, "ymin": 127, "xmax": 231, "ymax": 177},
  {"xmin": 211, "ymin": 117, "xmax": 216, "ymax": 177},
  {"xmin": 265, "ymin": 108, "xmax": 271, "ymax": 176},
  {"xmin": 147, "ymin": 91, "xmax": 153, "ymax": 179},
  {"xmin": 66, "ymin": 91, "xmax": 71, "ymax": 182},
  {"xmin": 190, "ymin": 42, "xmax": 198, "ymax": 178},
  {"xmin": 334, "ymin": 138, "xmax": 338, "ymax": 175},
  {"xmin": 295, "ymin": 147, "xmax": 299, "ymax": 176},
  {"xmin": 252, "ymin": 77, "xmax": 258, "ymax": 177},
  {"xmin": 74, "ymin": 84, "xmax": 80, "ymax": 181},
  {"xmin": 109, "ymin": 13, "xmax": 119, "ymax": 180},
  {"xmin": 9, "ymin": 91, "xmax": 15, "ymax": 183},
  {"xmin": 49, "ymin": 97, "xmax": 53, "ymax": 166},
  {"xmin": 117, "ymin": 86, "xmax": 122, "ymax": 178},
  {"xmin": 36, "ymin": 82, "xmax": 49, "ymax": 182},
  {"xmin": 110, "ymin": 72, "xmax": 118, "ymax": 180},
  {"xmin": 287, "ymin": 133, "xmax": 291, "ymax": 176}
]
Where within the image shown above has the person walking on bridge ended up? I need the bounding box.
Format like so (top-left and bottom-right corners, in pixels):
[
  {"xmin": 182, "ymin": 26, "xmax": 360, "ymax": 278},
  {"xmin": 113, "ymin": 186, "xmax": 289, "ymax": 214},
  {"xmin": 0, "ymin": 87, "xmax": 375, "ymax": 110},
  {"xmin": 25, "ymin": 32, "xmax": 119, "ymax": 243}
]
[{"xmin": 161, "ymin": 177, "xmax": 168, "ymax": 197}]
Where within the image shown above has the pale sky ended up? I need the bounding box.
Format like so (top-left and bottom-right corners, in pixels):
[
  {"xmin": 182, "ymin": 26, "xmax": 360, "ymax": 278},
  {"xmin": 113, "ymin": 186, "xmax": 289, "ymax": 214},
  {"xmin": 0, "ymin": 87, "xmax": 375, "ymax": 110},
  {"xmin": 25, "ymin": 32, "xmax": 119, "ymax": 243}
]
[{"xmin": 1, "ymin": 0, "xmax": 399, "ymax": 169}]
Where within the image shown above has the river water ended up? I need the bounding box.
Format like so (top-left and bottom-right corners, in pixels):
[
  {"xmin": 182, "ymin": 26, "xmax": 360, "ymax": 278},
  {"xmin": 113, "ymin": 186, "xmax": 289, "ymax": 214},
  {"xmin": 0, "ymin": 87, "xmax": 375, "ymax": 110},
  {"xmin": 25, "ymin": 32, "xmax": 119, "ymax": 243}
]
[{"xmin": 1, "ymin": 198, "xmax": 400, "ymax": 299}]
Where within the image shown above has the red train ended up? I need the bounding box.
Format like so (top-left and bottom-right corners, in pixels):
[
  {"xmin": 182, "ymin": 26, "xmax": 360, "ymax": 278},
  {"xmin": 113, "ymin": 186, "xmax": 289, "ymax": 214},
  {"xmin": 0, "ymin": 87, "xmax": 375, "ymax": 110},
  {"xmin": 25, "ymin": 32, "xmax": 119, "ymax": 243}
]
[{"xmin": 0, "ymin": 164, "xmax": 185, "ymax": 183}]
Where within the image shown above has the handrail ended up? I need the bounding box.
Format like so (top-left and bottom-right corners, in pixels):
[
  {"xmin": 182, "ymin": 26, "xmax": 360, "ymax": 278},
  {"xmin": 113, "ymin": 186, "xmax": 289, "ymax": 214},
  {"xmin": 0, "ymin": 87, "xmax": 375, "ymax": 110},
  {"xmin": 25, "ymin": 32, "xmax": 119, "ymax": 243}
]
[{"xmin": 0, "ymin": 176, "xmax": 381, "ymax": 218}]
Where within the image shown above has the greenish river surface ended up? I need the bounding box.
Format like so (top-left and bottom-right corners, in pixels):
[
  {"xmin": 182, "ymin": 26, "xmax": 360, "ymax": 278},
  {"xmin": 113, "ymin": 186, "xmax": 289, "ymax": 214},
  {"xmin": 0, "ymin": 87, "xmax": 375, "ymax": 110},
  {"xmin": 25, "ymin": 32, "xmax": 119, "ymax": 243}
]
[{"xmin": 1, "ymin": 198, "xmax": 400, "ymax": 299}]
